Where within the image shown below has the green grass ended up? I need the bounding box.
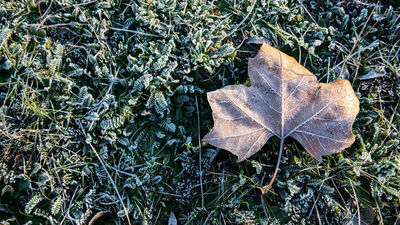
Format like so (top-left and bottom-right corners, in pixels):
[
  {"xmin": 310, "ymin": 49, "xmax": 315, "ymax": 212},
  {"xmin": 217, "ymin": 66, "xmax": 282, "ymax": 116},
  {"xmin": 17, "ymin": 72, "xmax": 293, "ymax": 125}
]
[{"xmin": 0, "ymin": 0, "xmax": 399, "ymax": 224}]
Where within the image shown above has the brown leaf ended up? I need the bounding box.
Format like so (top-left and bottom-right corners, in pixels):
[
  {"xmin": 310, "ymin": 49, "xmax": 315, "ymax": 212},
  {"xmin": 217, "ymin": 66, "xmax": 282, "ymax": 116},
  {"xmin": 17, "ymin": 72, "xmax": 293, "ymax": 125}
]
[{"xmin": 203, "ymin": 43, "xmax": 359, "ymax": 162}]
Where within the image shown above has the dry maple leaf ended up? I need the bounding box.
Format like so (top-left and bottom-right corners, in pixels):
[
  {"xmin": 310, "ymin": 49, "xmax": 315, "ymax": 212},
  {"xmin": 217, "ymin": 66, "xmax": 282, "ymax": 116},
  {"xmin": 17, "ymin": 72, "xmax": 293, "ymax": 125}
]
[{"xmin": 203, "ymin": 43, "xmax": 359, "ymax": 194}]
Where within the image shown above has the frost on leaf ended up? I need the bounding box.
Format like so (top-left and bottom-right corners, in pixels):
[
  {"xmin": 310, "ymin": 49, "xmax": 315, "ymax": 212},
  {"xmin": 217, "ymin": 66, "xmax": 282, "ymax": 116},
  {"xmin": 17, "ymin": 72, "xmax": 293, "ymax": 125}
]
[{"xmin": 203, "ymin": 44, "xmax": 359, "ymax": 162}]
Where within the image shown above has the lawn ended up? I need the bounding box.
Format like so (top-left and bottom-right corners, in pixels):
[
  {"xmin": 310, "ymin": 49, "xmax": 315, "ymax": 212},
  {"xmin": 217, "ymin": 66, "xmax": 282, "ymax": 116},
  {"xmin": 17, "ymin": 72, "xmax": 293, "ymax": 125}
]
[{"xmin": 0, "ymin": 0, "xmax": 399, "ymax": 224}]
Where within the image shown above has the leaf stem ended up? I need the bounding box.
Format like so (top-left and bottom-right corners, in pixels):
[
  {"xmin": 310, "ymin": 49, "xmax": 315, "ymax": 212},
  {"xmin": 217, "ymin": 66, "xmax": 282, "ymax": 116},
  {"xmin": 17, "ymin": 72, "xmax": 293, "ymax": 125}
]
[{"xmin": 255, "ymin": 138, "xmax": 284, "ymax": 195}]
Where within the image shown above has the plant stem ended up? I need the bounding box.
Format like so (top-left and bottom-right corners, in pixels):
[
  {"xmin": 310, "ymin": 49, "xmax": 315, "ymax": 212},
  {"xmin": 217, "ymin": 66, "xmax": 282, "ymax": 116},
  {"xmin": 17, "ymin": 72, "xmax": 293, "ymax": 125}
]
[
  {"xmin": 195, "ymin": 95, "xmax": 204, "ymax": 209},
  {"xmin": 109, "ymin": 27, "xmax": 165, "ymax": 38},
  {"xmin": 255, "ymin": 138, "xmax": 284, "ymax": 195}
]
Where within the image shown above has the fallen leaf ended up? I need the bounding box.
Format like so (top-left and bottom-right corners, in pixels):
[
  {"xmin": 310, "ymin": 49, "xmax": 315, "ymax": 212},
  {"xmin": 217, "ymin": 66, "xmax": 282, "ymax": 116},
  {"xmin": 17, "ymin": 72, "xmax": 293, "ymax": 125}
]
[
  {"xmin": 359, "ymin": 70, "xmax": 384, "ymax": 80},
  {"xmin": 344, "ymin": 205, "xmax": 375, "ymax": 225},
  {"xmin": 88, "ymin": 211, "xmax": 107, "ymax": 225},
  {"xmin": 203, "ymin": 43, "xmax": 359, "ymax": 162},
  {"xmin": 168, "ymin": 212, "xmax": 177, "ymax": 225},
  {"xmin": 245, "ymin": 36, "xmax": 272, "ymax": 45}
]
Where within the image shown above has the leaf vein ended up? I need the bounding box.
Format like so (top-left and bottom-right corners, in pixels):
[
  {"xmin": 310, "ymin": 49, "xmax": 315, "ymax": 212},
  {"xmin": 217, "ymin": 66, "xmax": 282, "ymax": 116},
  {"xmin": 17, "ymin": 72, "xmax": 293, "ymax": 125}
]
[
  {"xmin": 222, "ymin": 91, "xmax": 279, "ymax": 136},
  {"xmin": 285, "ymin": 100, "xmax": 335, "ymax": 138},
  {"xmin": 203, "ymin": 128, "xmax": 265, "ymax": 141},
  {"xmin": 254, "ymin": 68, "xmax": 281, "ymax": 97},
  {"xmin": 295, "ymin": 129, "xmax": 349, "ymax": 143},
  {"xmin": 284, "ymin": 76, "xmax": 305, "ymax": 103}
]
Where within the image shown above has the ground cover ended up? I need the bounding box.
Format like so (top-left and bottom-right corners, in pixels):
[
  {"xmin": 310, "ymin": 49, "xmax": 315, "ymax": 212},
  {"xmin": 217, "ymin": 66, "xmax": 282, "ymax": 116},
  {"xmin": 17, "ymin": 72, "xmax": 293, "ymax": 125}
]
[{"xmin": 0, "ymin": 0, "xmax": 399, "ymax": 224}]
